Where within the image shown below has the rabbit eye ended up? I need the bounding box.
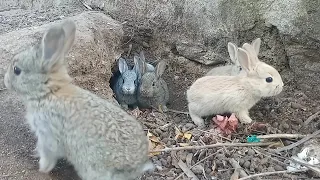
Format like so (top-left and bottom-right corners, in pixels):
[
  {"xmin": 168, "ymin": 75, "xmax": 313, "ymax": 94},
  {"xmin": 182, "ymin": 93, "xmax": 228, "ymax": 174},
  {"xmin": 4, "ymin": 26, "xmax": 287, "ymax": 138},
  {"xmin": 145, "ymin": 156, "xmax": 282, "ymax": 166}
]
[
  {"xmin": 239, "ymin": 67, "xmax": 242, "ymax": 71},
  {"xmin": 13, "ymin": 66, "xmax": 21, "ymax": 75},
  {"xmin": 152, "ymin": 82, "xmax": 155, "ymax": 86},
  {"xmin": 266, "ymin": 77, "xmax": 273, "ymax": 83}
]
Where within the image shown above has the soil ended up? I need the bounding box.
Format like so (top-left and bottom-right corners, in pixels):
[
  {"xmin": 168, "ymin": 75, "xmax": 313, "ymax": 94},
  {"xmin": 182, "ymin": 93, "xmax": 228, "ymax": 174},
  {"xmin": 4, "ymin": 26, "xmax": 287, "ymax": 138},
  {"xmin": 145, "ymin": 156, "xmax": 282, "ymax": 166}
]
[{"xmin": 0, "ymin": 3, "xmax": 319, "ymax": 180}]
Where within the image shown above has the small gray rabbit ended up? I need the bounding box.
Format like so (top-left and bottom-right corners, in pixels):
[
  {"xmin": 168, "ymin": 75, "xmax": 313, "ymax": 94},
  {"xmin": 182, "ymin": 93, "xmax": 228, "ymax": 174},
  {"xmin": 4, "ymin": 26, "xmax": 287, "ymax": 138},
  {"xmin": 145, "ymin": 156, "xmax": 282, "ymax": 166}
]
[
  {"xmin": 113, "ymin": 57, "xmax": 140, "ymax": 109},
  {"xmin": 113, "ymin": 55, "xmax": 155, "ymax": 109},
  {"xmin": 4, "ymin": 20, "xmax": 154, "ymax": 180},
  {"xmin": 137, "ymin": 58, "xmax": 169, "ymax": 112}
]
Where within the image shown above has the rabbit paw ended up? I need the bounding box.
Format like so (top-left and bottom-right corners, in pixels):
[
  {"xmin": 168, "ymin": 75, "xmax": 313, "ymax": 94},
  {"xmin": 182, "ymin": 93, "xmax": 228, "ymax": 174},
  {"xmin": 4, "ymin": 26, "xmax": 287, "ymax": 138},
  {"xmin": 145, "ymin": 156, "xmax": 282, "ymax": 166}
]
[
  {"xmin": 236, "ymin": 111, "xmax": 253, "ymax": 124},
  {"xmin": 39, "ymin": 156, "xmax": 57, "ymax": 173},
  {"xmin": 120, "ymin": 103, "xmax": 129, "ymax": 110}
]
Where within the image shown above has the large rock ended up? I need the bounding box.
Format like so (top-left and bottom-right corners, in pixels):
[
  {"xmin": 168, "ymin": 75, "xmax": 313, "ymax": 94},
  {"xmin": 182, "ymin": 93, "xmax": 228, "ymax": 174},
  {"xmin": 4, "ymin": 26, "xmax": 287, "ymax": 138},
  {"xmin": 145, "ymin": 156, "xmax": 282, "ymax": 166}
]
[
  {"xmin": 0, "ymin": 11, "xmax": 123, "ymax": 99},
  {"xmin": 81, "ymin": 0, "xmax": 320, "ymax": 100}
]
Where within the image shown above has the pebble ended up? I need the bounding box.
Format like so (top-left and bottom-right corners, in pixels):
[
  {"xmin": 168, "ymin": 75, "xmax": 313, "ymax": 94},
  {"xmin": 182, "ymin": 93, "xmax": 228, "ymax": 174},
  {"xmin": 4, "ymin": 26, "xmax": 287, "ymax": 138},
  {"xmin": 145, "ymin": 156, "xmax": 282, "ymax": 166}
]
[
  {"xmin": 291, "ymin": 102, "xmax": 306, "ymax": 110},
  {"xmin": 243, "ymin": 161, "xmax": 251, "ymax": 168},
  {"xmin": 247, "ymin": 149, "xmax": 255, "ymax": 156},
  {"xmin": 239, "ymin": 159, "xmax": 245, "ymax": 166},
  {"xmin": 282, "ymin": 123, "xmax": 290, "ymax": 129},
  {"xmin": 160, "ymin": 158, "xmax": 168, "ymax": 167},
  {"xmin": 267, "ymin": 166, "xmax": 276, "ymax": 172},
  {"xmin": 191, "ymin": 165, "xmax": 204, "ymax": 174},
  {"xmin": 274, "ymin": 165, "xmax": 285, "ymax": 171},
  {"xmin": 182, "ymin": 123, "xmax": 195, "ymax": 132},
  {"xmin": 174, "ymin": 75, "xmax": 179, "ymax": 80},
  {"xmin": 154, "ymin": 128, "xmax": 162, "ymax": 135}
]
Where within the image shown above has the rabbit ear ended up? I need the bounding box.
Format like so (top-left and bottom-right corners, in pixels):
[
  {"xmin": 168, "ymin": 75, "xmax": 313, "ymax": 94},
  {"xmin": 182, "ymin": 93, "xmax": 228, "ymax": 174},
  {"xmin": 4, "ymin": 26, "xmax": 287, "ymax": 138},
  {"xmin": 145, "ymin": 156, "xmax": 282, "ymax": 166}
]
[
  {"xmin": 139, "ymin": 51, "xmax": 146, "ymax": 62},
  {"xmin": 133, "ymin": 55, "xmax": 141, "ymax": 78},
  {"xmin": 155, "ymin": 61, "xmax": 166, "ymax": 79},
  {"xmin": 242, "ymin": 43, "xmax": 260, "ymax": 67},
  {"xmin": 227, "ymin": 42, "xmax": 238, "ymax": 64},
  {"xmin": 60, "ymin": 20, "xmax": 76, "ymax": 56},
  {"xmin": 41, "ymin": 20, "xmax": 76, "ymax": 72},
  {"xmin": 237, "ymin": 48, "xmax": 252, "ymax": 72},
  {"xmin": 118, "ymin": 58, "xmax": 128, "ymax": 74},
  {"xmin": 251, "ymin": 38, "xmax": 261, "ymax": 56}
]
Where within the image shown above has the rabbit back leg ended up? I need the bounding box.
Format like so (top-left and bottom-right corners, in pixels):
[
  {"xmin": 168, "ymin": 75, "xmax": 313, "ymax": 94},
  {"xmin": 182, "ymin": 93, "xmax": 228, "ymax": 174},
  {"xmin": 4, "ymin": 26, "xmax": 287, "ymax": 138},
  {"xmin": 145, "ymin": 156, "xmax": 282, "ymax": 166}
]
[
  {"xmin": 235, "ymin": 110, "xmax": 253, "ymax": 124},
  {"xmin": 188, "ymin": 103, "xmax": 205, "ymax": 127}
]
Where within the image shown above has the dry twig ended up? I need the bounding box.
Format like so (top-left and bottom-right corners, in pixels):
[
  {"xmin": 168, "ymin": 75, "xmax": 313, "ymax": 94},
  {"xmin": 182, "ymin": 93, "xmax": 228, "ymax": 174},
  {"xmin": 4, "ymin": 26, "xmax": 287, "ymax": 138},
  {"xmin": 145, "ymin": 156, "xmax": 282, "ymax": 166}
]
[
  {"xmin": 257, "ymin": 134, "xmax": 308, "ymax": 139},
  {"xmin": 275, "ymin": 129, "xmax": 320, "ymax": 153},
  {"xmin": 167, "ymin": 108, "xmax": 189, "ymax": 115},
  {"xmin": 79, "ymin": 0, "xmax": 93, "ymax": 10},
  {"xmin": 228, "ymin": 158, "xmax": 248, "ymax": 178},
  {"xmin": 177, "ymin": 160, "xmax": 199, "ymax": 180},
  {"xmin": 149, "ymin": 142, "xmax": 278, "ymax": 153},
  {"xmin": 304, "ymin": 111, "xmax": 320, "ymax": 125},
  {"xmin": 237, "ymin": 169, "xmax": 307, "ymax": 180}
]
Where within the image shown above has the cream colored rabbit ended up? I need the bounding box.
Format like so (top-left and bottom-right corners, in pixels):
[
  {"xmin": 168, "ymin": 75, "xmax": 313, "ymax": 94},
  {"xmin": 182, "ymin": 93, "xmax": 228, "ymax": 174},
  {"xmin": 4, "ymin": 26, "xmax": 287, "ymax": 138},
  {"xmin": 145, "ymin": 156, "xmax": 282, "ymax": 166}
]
[
  {"xmin": 4, "ymin": 20, "xmax": 154, "ymax": 180},
  {"xmin": 187, "ymin": 40, "xmax": 284, "ymax": 127},
  {"xmin": 205, "ymin": 38, "xmax": 261, "ymax": 77}
]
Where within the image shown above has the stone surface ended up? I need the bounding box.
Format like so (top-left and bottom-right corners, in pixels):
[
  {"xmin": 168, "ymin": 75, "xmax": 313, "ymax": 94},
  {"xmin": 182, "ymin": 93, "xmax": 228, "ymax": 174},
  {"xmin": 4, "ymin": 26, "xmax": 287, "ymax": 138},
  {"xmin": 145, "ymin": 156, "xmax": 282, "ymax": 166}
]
[
  {"xmin": 0, "ymin": 11, "xmax": 123, "ymax": 99},
  {"xmin": 82, "ymin": 0, "xmax": 320, "ymax": 99}
]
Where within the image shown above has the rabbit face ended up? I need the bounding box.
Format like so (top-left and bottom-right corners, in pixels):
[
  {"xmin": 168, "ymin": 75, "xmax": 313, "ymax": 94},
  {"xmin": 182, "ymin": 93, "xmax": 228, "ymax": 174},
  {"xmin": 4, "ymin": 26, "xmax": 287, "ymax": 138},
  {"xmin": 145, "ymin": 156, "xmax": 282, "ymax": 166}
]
[
  {"xmin": 121, "ymin": 70, "xmax": 138, "ymax": 95},
  {"xmin": 139, "ymin": 72, "xmax": 157, "ymax": 97},
  {"xmin": 238, "ymin": 43, "xmax": 284, "ymax": 98},
  {"xmin": 248, "ymin": 62, "xmax": 284, "ymax": 97},
  {"xmin": 4, "ymin": 20, "xmax": 75, "ymax": 99}
]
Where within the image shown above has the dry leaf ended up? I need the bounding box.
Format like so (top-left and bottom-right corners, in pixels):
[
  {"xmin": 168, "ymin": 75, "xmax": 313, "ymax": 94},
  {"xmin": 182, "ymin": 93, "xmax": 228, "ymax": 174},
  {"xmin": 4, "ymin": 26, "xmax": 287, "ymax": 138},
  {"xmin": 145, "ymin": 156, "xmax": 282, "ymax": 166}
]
[
  {"xmin": 148, "ymin": 131, "xmax": 165, "ymax": 156},
  {"xmin": 175, "ymin": 126, "xmax": 193, "ymax": 140},
  {"xmin": 183, "ymin": 132, "xmax": 192, "ymax": 140}
]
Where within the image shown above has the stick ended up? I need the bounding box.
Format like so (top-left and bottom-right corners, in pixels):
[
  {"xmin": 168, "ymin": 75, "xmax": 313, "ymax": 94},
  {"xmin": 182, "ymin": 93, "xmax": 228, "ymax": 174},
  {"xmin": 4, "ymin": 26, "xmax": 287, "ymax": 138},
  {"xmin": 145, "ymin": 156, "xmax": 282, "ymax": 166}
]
[
  {"xmin": 0, "ymin": 88, "xmax": 6, "ymax": 91},
  {"xmin": 175, "ymin": 149, "xmax": 223, "ymax": 180},
  {"xmin": 228, "ymin": 158, "xmax": 248, "ymax": 178},
  {"xmin": 237, "ymin": 169, "xmax": 307, "ymax": 180},
  {"xmin": 167, "ymin": 108, "xmax": 189, "ymax": 115},
  {"xmin": 257, "ymin": 134, "xmax": 311, "ymax": 139},
  {"xmin": 177, "ymin": 160, "xmax": 199, "ymax": 180},
  {"xmin": 149, "ymin": 142, "xmax": 278, "ymax": 153},
  {"xmin": 275, "ymin": 129, "xmax": 320, "ymax": 153},
  {"xmin": 79, "ymin": 0, "xmax": 93, "ymax": 10},
  {"xmin": 304, "ymin": 111, "xmax": 320, "ymax": 125}
]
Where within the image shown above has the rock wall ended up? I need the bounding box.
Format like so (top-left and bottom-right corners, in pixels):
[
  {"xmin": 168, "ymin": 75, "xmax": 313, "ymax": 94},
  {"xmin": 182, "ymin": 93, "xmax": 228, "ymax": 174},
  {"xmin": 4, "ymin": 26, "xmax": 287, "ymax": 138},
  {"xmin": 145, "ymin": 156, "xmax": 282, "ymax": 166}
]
[
  {"xmin": 0, "ymin": 11, "xmax": 124, "ymax": 99},
  {"xmin": 83, "ymin": 0, "xmax": 320, "ymax": 99},
  {"xmin": 2, "ymin": 0, "xmax": 320, "ymax": 100}
]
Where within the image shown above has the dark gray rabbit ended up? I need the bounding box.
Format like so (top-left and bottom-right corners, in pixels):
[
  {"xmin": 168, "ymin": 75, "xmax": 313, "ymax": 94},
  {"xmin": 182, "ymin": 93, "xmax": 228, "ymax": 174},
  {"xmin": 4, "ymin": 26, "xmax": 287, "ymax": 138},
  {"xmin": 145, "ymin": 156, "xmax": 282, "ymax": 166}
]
[
  {"xmin": 137, "ymin": 58, "xmax": 169, "ymax": 112},
  {"xmin": 113, "ymin": 57, "xmax": 140, "ymax": 109},
  {"xmin": 4, "ymin": 20, "xmax": 154, "ymax": 180}
]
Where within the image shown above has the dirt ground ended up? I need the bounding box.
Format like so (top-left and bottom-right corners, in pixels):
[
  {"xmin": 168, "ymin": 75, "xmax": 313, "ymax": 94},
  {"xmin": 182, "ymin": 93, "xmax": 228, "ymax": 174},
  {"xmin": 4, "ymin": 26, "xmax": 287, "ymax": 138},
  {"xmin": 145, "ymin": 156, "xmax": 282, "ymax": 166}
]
[{"xmin": 0, "ymin": 2, "xmax": 319, "ymax": 180}]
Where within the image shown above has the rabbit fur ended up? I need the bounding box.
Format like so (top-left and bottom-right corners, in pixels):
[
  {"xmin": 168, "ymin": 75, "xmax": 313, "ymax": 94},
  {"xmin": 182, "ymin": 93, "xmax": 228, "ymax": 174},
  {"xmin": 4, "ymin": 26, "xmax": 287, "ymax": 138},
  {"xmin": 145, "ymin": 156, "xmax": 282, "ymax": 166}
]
[
  {"xmin": 113, "ymin": 52, "xmax": 155, "ymax": 109},
  {"xmin": 4, "ymin": 20, "xmax": 154, "ymax": 180},
  {"xmin": 137, "ymin": 59, "xmax": 169, "ymax": 112},
  {"xmin": 187, "ymin": 39, "xmax": 284, "ymax": 127},
  {"xmin": 113, "ymin": 57, "xmax": 140, "ymax": 109},
  {"xmin": 205, "ymin": 38, "xmax": 261, "ymax": 77}
]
